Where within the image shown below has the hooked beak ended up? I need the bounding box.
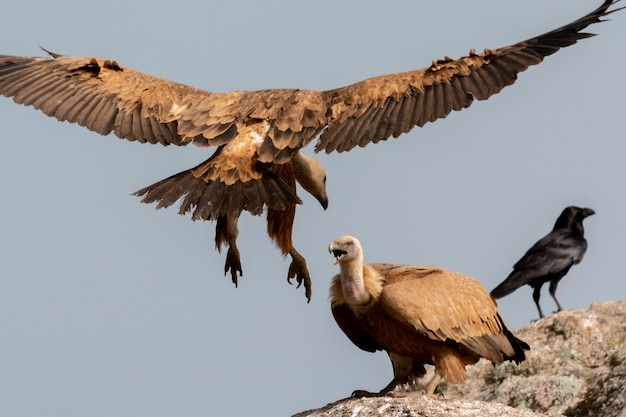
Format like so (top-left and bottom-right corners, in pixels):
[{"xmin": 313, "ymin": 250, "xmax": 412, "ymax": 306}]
[
  {"xmin": 328, "ymin": 245, "xmax": 347, "ymax": 265},
  {"xmin": 320, "ymin": 197, "xmax": 329, "ymax": 211}
]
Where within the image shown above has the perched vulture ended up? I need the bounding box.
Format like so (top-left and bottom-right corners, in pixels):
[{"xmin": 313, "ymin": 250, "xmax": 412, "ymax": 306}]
[
  {"xmin": 328, "ymin": 235, "xmax": 529, "ymax": 397},
  {"xmin": 0, "ymin": 1, "xmax": 620, "ymax": 300},
  {"xmin": 492, "ymin": 206, "xmax": 595, "ymax": 319}
]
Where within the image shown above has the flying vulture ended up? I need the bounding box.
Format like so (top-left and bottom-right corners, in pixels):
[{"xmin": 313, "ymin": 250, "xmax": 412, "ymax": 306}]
[
  {"xmin": 328, "ymin": 235, "xmax": 529, "ymax": 397},
  {"xmin": 0, "ymin": 1, "xmax": 620, "ymax": 300},
  {"xmin": 491, "ymin": 206, "xmax": 595, "ymax": 319}
]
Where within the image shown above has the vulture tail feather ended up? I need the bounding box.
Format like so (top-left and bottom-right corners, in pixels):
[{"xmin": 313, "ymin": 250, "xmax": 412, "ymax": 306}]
[
  {"xmin": 133, "ymin": 169, "xmax": 301, "ymax": 221},
  {"xmin": 459, "ymin": 314, "xmax": 529, "ymax": 364}
]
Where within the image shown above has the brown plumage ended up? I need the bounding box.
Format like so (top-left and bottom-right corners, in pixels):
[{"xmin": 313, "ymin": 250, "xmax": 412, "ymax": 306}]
[
  {"xmin": 328, "ymin": 236, "xmax": 528, "ymax": 397},
  {"xmin": 0, "ymin": 1, "xmax": 621, "ymax": 300}
]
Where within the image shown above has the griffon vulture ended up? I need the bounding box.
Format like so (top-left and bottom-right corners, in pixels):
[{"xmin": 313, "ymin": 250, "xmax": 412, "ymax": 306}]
[
  {"xmin": 492, "ymin": 206, "xmax": 595, "ymax": 319},
  {"xmin": 0, "ymin": 1, "xmax": 620, "ymax": 300},
  {"xmin": 328, "ymin": 235, "xmax": 529, "ymax": 397}
]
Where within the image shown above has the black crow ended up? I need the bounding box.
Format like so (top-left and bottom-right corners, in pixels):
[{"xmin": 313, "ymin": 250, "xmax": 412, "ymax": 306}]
[{"xmin": 491, "ymin": 206, "xmax": 595, "ymax": 319}]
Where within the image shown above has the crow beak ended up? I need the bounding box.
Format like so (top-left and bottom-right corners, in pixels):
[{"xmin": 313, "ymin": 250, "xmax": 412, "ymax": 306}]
[{"xmin": 583, "ymin": 208, "xmax": 596, "ymax": 218}]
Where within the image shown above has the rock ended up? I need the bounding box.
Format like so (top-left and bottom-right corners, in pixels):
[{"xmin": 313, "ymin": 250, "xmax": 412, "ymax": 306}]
[
  {"xmin": 293, "ymin": 396, "xmax": 544, "ymax": 417},
  {"xmin": 294, "ymin": 300, "xmax": 626, "ymax": 417}
]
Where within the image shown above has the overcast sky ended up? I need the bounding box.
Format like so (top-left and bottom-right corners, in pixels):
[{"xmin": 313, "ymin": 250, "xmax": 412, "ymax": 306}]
[{"xmin": 1, "ymin": 1, "xmax": 625, "ymax": 416}]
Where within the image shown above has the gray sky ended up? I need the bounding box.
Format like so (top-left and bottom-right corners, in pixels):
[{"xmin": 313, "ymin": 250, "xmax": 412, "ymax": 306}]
[{"xmin": 1, "ymin": 1, "xmax": 625, "ymax": 416}]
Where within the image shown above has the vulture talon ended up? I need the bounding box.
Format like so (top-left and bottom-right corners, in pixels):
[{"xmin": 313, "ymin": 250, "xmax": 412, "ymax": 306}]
[
  {"xmin": 287, "ymin": 248, "xmax": 312, "ymax": 301},
  {"xmin": 287, "ymin": 261, "xmax": 312, "ymax": 302},
  {"xmin": 351, "ymin": 389, "xmax": 379, "ymax": 398},
  {"xmin": 224, "ymin": 246, "xmax": 243, "ymax": 286}
]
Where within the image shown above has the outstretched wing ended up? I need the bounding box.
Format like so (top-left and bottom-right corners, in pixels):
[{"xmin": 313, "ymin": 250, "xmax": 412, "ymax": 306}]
[
  {"xmin": 0, "ymin": 54, "xmax": 224, "ymax": 146},
  {"xmin": 315, "ymin": 0, "xmax": 622, "ymax": 154},
  {"xmin": 0, "ymin": 54, "xmax": 325, "ymax": 217},
  {"xmin": 0, "ymin": 53, "xmax": 328, "ymax": 160}
]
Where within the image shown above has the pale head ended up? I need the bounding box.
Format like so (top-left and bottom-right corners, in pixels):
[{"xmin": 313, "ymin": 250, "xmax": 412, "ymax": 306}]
[
  {"xmin": 329, "ymin": 235, "xmax": 362, "ymax": 265},
  {"xmin": 292, "ymin": 152, "xmax": 329, "ymax": 210}
]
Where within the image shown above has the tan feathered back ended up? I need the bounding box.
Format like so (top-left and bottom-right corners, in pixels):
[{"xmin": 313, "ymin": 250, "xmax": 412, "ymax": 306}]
[{"xmin": 375, "ymin": 265, "xmax": 502, "ymax": 338}]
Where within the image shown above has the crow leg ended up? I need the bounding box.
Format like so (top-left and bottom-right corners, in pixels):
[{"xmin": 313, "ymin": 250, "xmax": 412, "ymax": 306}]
[
  {"xmin": 287, "ymin": 246, "xmax": 312, "ymax": 302},
  {"xmin": 532, "ymin": 285, "xmax": 545, "ymax": 319},
  {"xmin": 548, "ymin": 279, "xmax": 564, "ymax": 312}
]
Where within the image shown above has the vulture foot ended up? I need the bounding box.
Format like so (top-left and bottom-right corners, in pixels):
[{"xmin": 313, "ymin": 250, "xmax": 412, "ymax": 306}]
[
  {"xmin": 287, "ymin": 249, "xmax": 312, "ymax": 302},
  {"xmin": 351, "ymin": 389, "xmax": 388, "ymax": 398},
  {"xmin": 350, "ymin": 377, "xmax": 402, "ymax": 398},
  {"xmin": 351, "ymin": 388, "xmax": 442, "ymax": 400},
  {"xmin": 224, "ymin": 246, "xmax": 243, "ymax": 286}
]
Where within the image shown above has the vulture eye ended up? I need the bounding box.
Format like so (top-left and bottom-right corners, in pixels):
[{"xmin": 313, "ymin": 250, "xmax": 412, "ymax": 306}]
[{"xmin": 332, "ymin": 249, "xmax": 347, "ymax": 257}]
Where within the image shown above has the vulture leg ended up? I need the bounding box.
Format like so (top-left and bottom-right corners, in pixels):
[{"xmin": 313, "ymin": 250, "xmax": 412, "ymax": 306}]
[
  {"xmin": 421, "ymin": 373, "xmax": 443, "ymax": 398},
  {"xmin": 351, "ymin": 375, "xmax": 424, "ymax": 399},
  {"xmin": 532, "ymin": 284, "xmax": 545, "ymax": 319},
  {"xmin": 352, "ymin": 354, "xmax": 427, "ymax": 398},
  {"xmin": 287, "ymin": 247, "xmax": 312, "ymax": 302},
  {"xmin": 548, "ymin": 278, "xmax": 564, "ymax": 313},
  {"xmin": 215, "ymin": 215, "xmax": 242, "ymax": 286},
  {"xmin": 224, "ymin": 244, "xmax": 242, "ymax": 285},
  {"xmin": 265, "ymin": 162, "xmax": 314, "ymax": 302},
  {"xmin": 351, "ymin": 378, "xmax": 402, "ymax": 398}
]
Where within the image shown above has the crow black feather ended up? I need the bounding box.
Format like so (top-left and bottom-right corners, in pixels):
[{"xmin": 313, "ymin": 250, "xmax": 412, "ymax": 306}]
[{"xmin": 491, "ymin": 206, "xmax": 595, "ymax": 319}]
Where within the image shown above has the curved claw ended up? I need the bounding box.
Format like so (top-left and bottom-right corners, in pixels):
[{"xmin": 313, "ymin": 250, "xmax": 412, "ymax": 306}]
[
  {"xmin": 224, "ymin": 246, "xmax": 243, "ymax": 286},
  {"xmin": 287, "ymin": 249, "xmax": 312, "ymax": 302},
  {"xmin": 351, "ymin": 389, "xmax": 382, "ymax": 398}
]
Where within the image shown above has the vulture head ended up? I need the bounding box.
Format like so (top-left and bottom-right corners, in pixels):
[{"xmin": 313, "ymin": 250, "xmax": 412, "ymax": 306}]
[
  {"xmin": 329, "ymin": 235, "xmax": 361, "ymax": 265},
  {"xmin": 291, "ymin": 152, "xmax": 328, "ymax": 210}
]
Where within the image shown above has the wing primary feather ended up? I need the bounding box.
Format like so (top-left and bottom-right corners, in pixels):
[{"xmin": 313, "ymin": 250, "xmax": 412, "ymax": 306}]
[
  {"xmin": 372, "ymin": 98, "xmax": 400, "ymax": 141},
  {"xmin": 128, "ymin": 105, "xmax": 144, "ymax": 141},
  {"xmin": 54, "ymin": 90, "xmax": 94, "ymax": 122},
  {"xmin": 35, "ymin": 82, "xmax": 82, "ymax": 117},
  {"xmin": 88, "ymin": 96, "xmax": 118, "ymax": 135},
  {"xmin": 395, "ymin": 94, "xmax": 417, "ymax": 134},
  {"xmin": 462, "ymin": 71, "xmax": 489, "ymax": 101},
  {"xmin": 0, "ymin": 67, "xmax": 41, "ymax": 96},
  {"xmin": 19, "ymin": 75, "xmax": 65, "ymax": 110},
  {"xmin": 421, "ymin": 86, "xmax": 436, "ymax": 124},
  {"xmin": 114, "ymin": 109, "xmax": 136, "ymax": 142},
  {"xmin": 142, "ymin": 113, "xmax": 161, "ymax": 144},
  {"xmin": 350, "ymin": 105, "xmax": 381, "ymax": 149},
  {"xmin": 10, "ymin": 72, "xmax": 59, "ymax": 105},
  {"xmin": 431, "ymin": 83, "xmax": 448, "ymax": 122},
  {"xmin": 446, "ymin": 77, "xmax": 473, "ymax": 113},
  {"xmin": 59, "ymin": 90, "xmax": 96, "ymax": 126},
  {"xmin": 147, "ymin": 116, "xmax": 167, "ymax": 145}
]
